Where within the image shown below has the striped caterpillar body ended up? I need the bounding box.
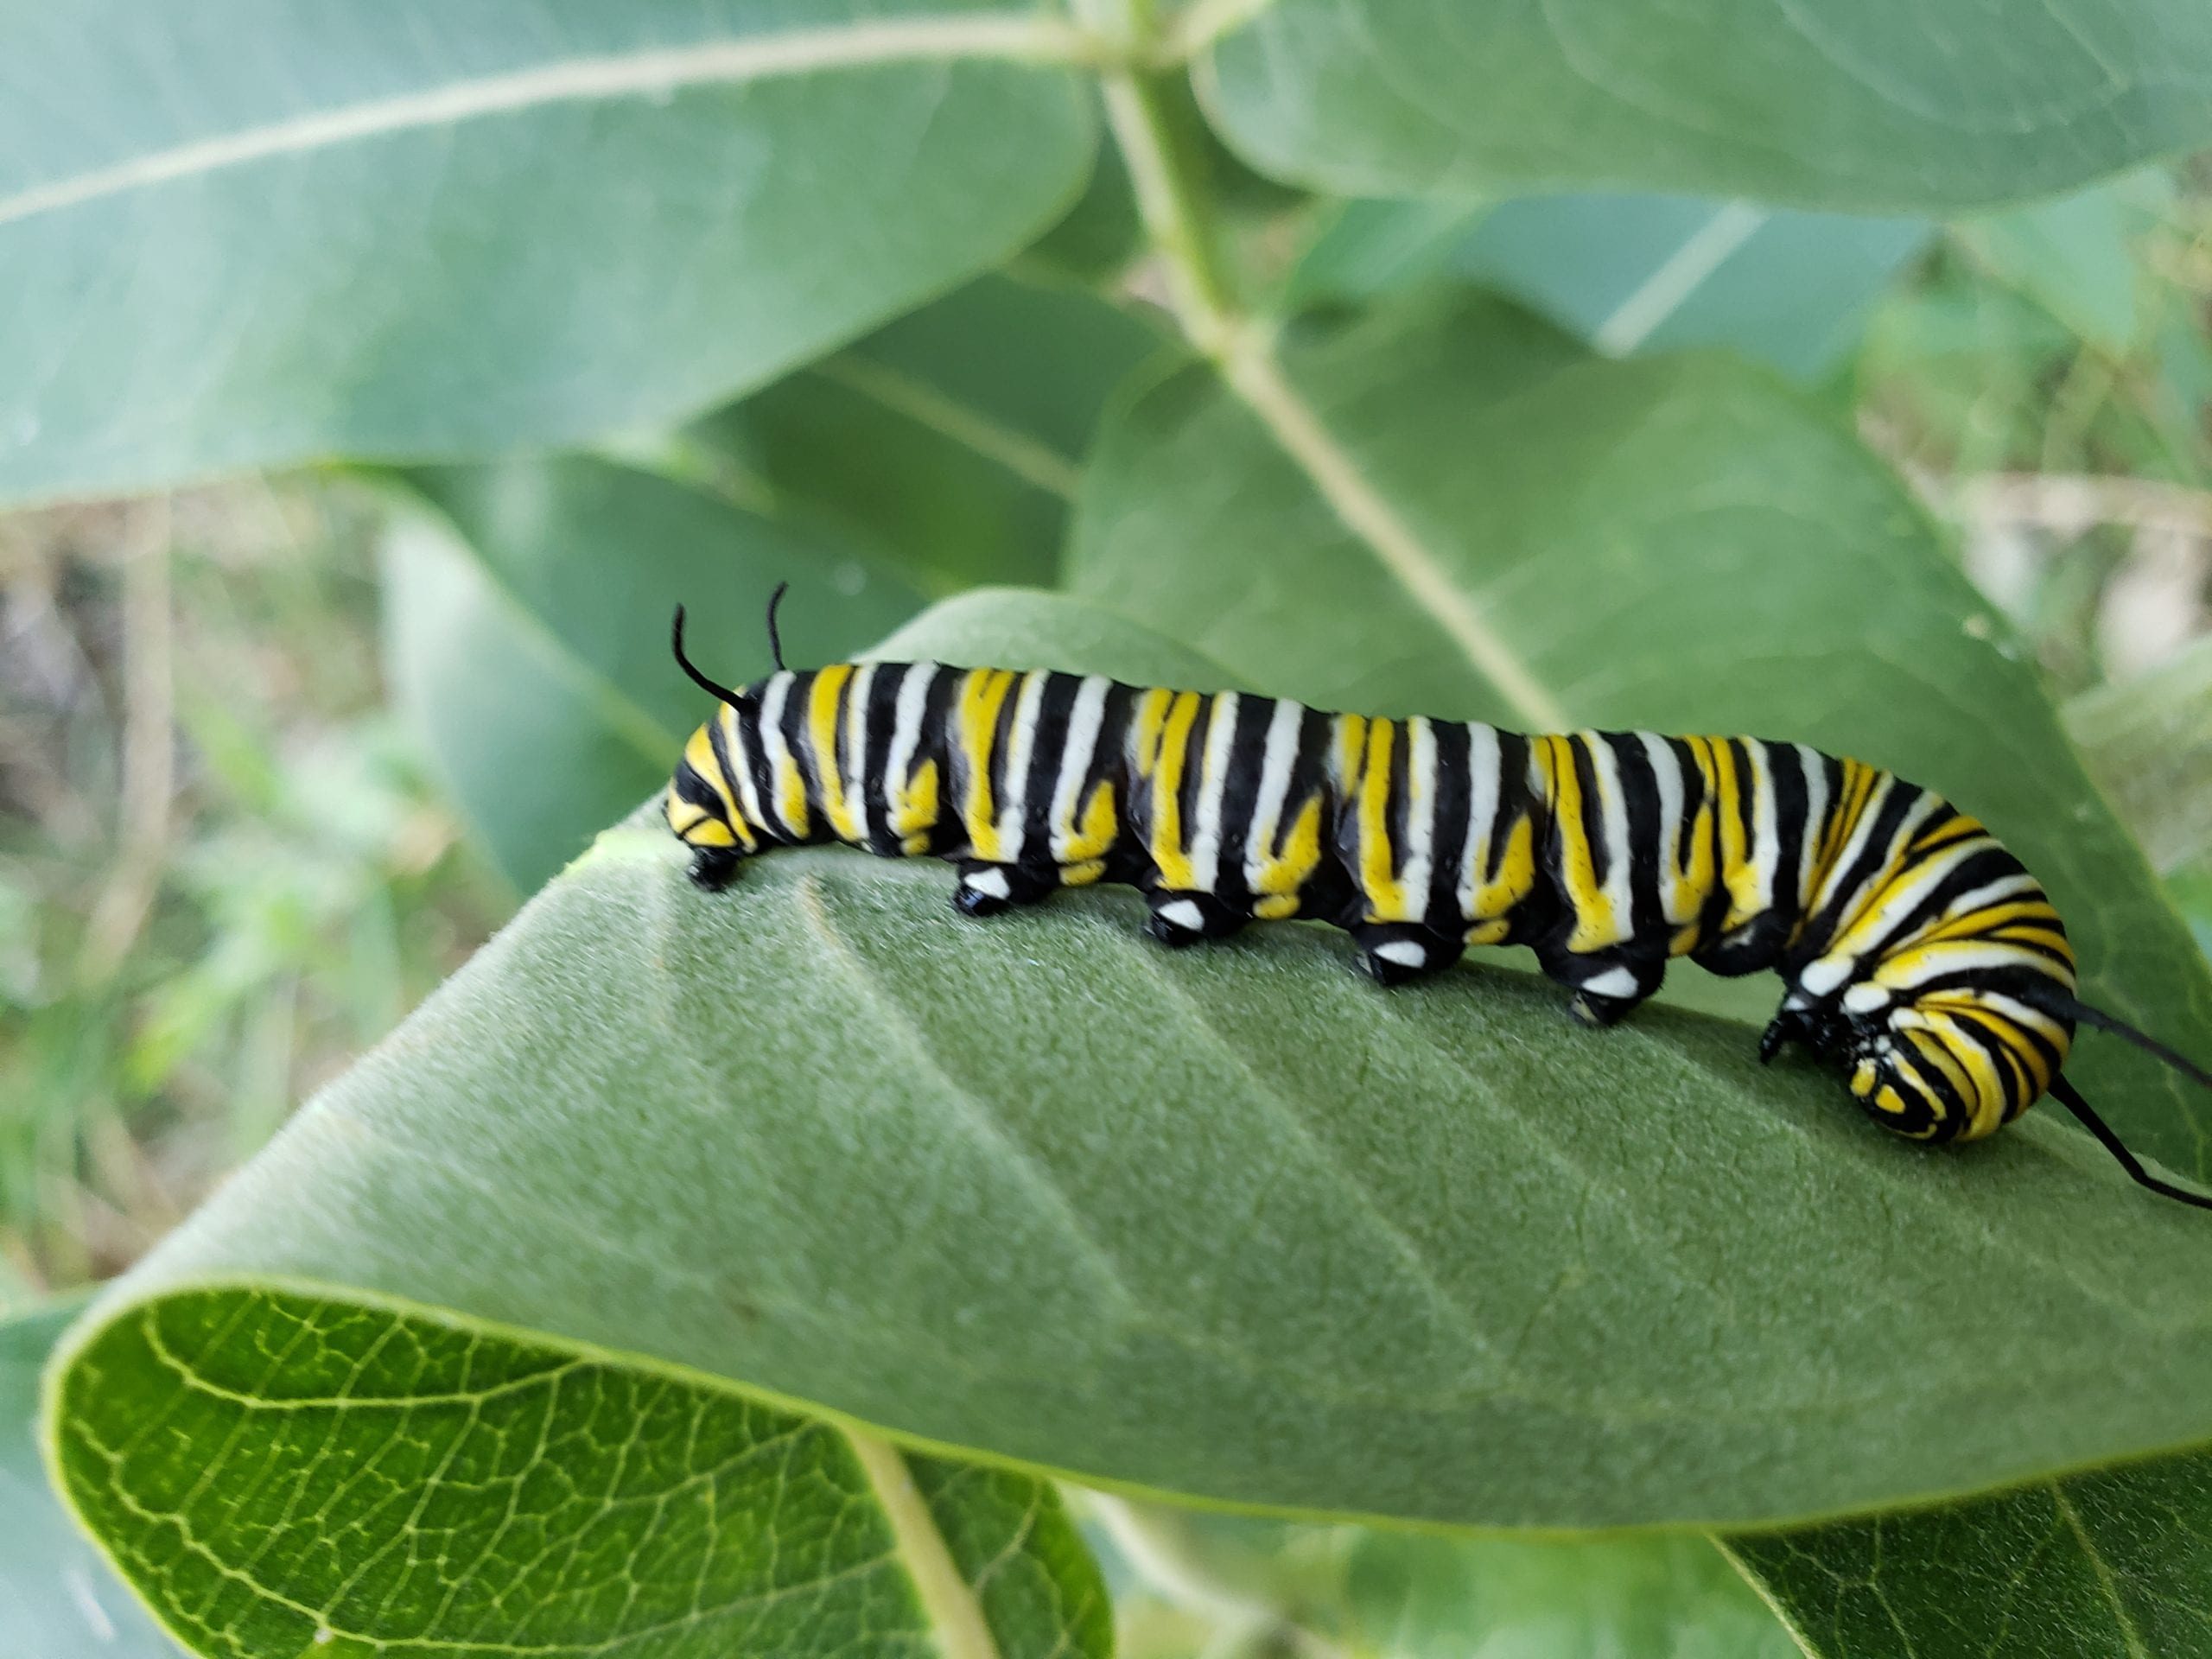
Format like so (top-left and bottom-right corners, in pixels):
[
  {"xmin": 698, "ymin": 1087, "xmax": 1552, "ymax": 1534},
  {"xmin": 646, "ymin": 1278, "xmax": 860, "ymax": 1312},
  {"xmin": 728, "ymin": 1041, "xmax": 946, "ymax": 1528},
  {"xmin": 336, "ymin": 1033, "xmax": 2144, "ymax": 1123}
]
[{"xmin": 665, "ymin": 602, "xmax": 2212, "ymax": 1205}]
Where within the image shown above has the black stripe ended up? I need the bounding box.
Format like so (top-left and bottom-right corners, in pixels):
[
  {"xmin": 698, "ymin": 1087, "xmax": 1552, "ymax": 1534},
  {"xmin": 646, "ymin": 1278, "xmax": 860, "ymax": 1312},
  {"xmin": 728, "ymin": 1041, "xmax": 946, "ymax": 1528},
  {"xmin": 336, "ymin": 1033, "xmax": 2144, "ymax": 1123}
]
[
  {"xmin": 1386, "ymin": 719, "xmax": 1414, "ymax": 885},
  {"xmin": 1429, "ymin": 721, "xmax": 1473, "ymax": 923},
  {"xmin": 673, "ymin": 759, "xmax": 729, "ymax": 823},
  {"xmin": 1285, "ymin": 706, "xmax": 1337, "ymax": 863},
  {"xmin": 1176, "ymin": 693, "xmax": 1218, "ymax": 862},
  {"xmin": 737, "ymin": 696, "xmax": 779, "ymax": 841},
  {"xmin": 1805, "ymin": 775, "xmax": 1922, "ymax": 950},
  {"xmin": 861, "ymin": 663, "xmax": 908, "ymax": 851},
  {"xmin": 1764, "ymin": 741, "xmax": 1810, "ymax": 928},
  {"xmin": 1021, "ymin": 671, "xmax": 1083, "ymax": 867},
  {"xmin": 781, "ymin": 671, "xmax": 822, "ymax": 838},
  {"xmin": 1486, "ymin": 732, "xmax": 1533, "ymax": 887},
  {"xmin": 988, "ymin": 671, "xmax": 1028, "ymax": 816},
  {"xmin": 702, "ymin": 710, "xmax": 744, "ymax": 829},
  {"xmin": 915, "ymin": 666, "xmax": 959, "ymax": 854},
  {"xmin": 1212, "ymin": 694, "xmax": 1274, "ymax": 902},
  {"xmin": 1606, "ymin": 731, "xmax": 1664, "ymax": 942},
  {"xmin": 1570, "ymin": 734, "xmax": 1608, "ymax": 890}
]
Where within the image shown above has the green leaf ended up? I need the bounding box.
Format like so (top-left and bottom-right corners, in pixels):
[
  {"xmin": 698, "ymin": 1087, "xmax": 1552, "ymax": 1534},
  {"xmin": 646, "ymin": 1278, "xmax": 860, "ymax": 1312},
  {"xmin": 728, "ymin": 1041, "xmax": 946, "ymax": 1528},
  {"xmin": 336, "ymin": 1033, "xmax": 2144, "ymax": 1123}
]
[
  {"xmin": 1015, "ymin": 97, "xmax": 1146, "ymax": 283},
  {"xmin": 1063, "ymin": 292, "xmax": 2212, "ymax": 1655},
  {"xmin": 1953, "ymin": 173, "xmax": 2171, "ymax": 352},
  {"xmin": 1068, "ymin": 295, "xmax": 2212, "ymax": 1163},
  {"xmin": 2066, "ymin": 634, "xmax": 2212, "ymax": 877},
  {"xmin": 1198, "ymin": 0, "xmax": 2212, "ymax": 212},
  {"xmin": 695, "ymin": 273, "xmax": 1166, "ymax": 592},
  {"xmin": 1346, "ymin": 1531, "xmax": 1796, "ymax": 1659},
  {"xmin": 1292, "ymin": 194, "xmax": 1931, "ymax": 380},
  {"xmin": 44, "ymin": 575, "xmax": 2212, "ymax": 1548},
  {"xmin": 1286, "ymin": 197, "xmax": 1492, "ymax": 305},
  {"xmin": 48, "ymin": 1289, "xmax": 1109, "ymax": 1659},
  {"xmin": 1727, "ymin": 1456, "xmax": 2212, "ymax": 1658},
  {"xmin": 1096, "ymin": 1506, "xmax": 1795, "ymax": 1658},
  {"xmin": 1, "ymin": 1299, "xmax": 182, "ymax": 1656},
  {"xmin": 380, "ymin": 455, "xmax": 927, "ymax": 891},
  {"xmin": 0, "ymin": 1, "xmax": 1095, "ymax": 505}
]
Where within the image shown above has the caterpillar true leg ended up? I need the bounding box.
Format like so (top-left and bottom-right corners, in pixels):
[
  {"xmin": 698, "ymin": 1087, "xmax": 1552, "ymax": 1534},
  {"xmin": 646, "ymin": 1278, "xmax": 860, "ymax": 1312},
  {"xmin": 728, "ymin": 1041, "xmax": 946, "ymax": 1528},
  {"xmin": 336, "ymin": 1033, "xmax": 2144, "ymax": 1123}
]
[
  {"xmin": 1146, "ymin": 887, "xmax": 1247, "ymax": 947},
  {"xmin": 687, "ymin": 848, "xmax": 742, "ymax": 892},
  {"xmin": 1351, "ymin": 921, "xmax": 1465, "ymax": 986},
  {"xmin": 952, "ymin": 860, "xmax": 1056, "ymax": 918}
]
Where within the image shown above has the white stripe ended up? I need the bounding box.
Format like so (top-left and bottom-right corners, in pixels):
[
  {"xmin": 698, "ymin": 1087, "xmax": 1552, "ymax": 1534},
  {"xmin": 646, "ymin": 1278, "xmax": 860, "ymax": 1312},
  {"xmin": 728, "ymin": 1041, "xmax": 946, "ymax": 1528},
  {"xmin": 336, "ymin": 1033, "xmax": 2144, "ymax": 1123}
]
[
  {"xmin": 1847, "ymin": 831, "xmax": 1996, "ymax": 956},
  {"xmin": 996, "ymin": 671, "xmax": 1046, "ymax": 865},
  {"xmin": 1794, "ymin": 744, "xmax": 1831, "ymax": 907},
  {"xmin": 1051, "ymin": 676, "xmax": 1110, "ymax": 861},
  {"xmin": 1190, "ymin": 691, "xmax": 1241, "ymax": 891},
  {"xmin": 1585, "ymin": 734, "xmax": 1634, "ymax": 927},
  {"xmin": 1458, "ymin": 723, "xmax": 1502, "ymax": 918},
  {"xmin": 1875, "ymin": 939, "xmax": 2069, "ymax": 991},
  {"xmin": 844, "ymin": 661, "xmax": 876, "ymax": 841},
  {"xmin": 1641, "ymin": 732, "xmax": 1688, "ymax": 924},
  {"xmin": 756, "ymin": 671, "xmax": 798, "ymax": 834},
  {"xmin": 722, "ymin": 704, "xmax": 766, "ymax": 833},
  {"xmin": 1243, "ymin": 696, "xmax": 1305, "ymax": 889},
  {"xmin": 1815, "ymin": 772, "xmax": 1897, "ymax": 916},
  {"xmin": 1834, "ymin": 791, "xmax": 1948, "ymax": 941},
  {"xmin": 1400, "ymin": 717, "xmax": 1438, "ymax": 913},
  {"xmin": 0, "ymin": 17, "xmax": 1093, "ymax": 232},
  {"xmin": 1745, "ymin": 741, "xmax": 1781, "ymax": 919},
  {"xmin": 1936, "ymin": 871, "xmax": 2038, "ymax": 923},
  {"xmin": 884, "ymin": 664, "xmax": 938, "ymax": 833}
]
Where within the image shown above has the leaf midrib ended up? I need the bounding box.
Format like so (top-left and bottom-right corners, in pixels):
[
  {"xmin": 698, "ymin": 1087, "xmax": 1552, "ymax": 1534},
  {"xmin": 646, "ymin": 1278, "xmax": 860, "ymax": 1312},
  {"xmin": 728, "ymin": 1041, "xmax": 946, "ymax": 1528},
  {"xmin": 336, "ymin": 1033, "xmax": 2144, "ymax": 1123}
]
[{"xmin": 0, "ymin": 12, "xmax": 1096, "ymax": 231}]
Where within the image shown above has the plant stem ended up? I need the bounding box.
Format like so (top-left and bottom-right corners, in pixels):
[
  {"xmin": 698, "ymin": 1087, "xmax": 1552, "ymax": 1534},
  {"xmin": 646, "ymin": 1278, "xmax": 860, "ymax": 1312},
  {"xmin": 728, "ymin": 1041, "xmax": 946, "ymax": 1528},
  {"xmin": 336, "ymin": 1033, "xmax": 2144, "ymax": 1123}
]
[
  {"xmin": 1085, "ymin": 1494, "xmax": 1352, "ymax": 1659},
  {"xmin": 1094, "ymin": 59, "xmax": 1243, "ymax": 356},
  {"xmin": 1086, "ymin": 0, "xmax": 1573, "ymax": 730}
]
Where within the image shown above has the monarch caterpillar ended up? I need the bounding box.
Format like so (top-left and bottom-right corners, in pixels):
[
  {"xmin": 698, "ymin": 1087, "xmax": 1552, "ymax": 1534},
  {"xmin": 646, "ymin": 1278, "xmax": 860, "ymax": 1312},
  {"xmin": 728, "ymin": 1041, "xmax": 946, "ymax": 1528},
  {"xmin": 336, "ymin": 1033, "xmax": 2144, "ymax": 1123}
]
[{"xmin": 665, "ymin": 590, "xmax": 2212, "ymax": 1211}]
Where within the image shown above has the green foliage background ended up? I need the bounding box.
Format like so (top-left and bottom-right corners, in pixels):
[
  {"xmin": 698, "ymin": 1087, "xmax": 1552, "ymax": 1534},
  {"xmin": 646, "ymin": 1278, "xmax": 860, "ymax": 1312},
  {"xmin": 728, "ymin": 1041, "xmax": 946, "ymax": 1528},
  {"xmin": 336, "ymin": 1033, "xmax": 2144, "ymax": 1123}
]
[{"xmin": 6, "ymin": 2, "xmax": 2212, "ymax": 1656}]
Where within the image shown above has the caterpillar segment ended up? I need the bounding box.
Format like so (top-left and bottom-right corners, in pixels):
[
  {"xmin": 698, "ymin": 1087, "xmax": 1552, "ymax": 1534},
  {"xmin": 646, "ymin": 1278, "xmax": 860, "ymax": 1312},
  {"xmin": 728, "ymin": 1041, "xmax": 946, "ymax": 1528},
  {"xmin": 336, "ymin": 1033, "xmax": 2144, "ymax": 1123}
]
[{"xmin": 665, "ymin": 604, "xmax": 2212, "ymax": 1208}]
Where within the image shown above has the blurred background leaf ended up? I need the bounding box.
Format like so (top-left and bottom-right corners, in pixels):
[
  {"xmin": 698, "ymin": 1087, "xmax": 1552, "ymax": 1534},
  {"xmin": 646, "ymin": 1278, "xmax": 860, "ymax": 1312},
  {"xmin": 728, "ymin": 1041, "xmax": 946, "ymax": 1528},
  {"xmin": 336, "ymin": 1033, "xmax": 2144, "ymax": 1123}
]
[
  {"xmin": 0, "ymin": 2, "xmax": 1095, "ymax": 504},
  {"xmin": 690, "ymin": 273, "xmax": 1166, "ymax": 593},
  {"xmin": 381, "ymin": 456, "xmax": 927, "ymax": 892},
  {"xmin": 1199, "ymin": 0, "xmax": 2212, "ymax": 208},
  {"xmin": 0, "ymin": 1298, "xmax": 183, "ymax": 1656},
  {"xmin": 1292, "ymin": 194, "xmax": 1932, "ymax": 381}
]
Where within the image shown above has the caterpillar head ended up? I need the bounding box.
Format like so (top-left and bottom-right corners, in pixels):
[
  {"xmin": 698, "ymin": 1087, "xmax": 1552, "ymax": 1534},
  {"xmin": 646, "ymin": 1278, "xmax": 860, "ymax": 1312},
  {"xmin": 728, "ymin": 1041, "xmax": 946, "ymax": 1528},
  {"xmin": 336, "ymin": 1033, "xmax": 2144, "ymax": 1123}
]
[
  {"xmin": 664, "ymin": 696, "xmax": 770, "ymax": 890},
  {"xmin": 1762, "ymin": 969, "xmax": 2073, "ymax": 1144}
]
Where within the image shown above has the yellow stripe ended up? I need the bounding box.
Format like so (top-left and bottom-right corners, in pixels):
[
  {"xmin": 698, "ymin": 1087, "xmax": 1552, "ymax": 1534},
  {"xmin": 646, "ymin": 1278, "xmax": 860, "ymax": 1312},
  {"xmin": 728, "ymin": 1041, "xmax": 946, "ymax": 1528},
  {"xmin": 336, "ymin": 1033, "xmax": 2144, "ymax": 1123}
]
[
  {"xmin": 1916, "ymin": 898, "xmax": 2061, "ymax": 944},
  {"xmin": 1709, "ymin": 739, "xmax": 1768, "ymax": 931},
  {"xmin": 1358, "ymin": 718, "xmax": 1405, "ymax": 920},
  {"xmin": 1480, "ymin": 814, "xmax": 1537, "ymax": 923},
  {"xmin": 810, "ymin": 664, "xmax": 862, "ymax": 843},
  {"xmin": 1537, "ymin": 734, "xmax": 1614, "ymax": 950},
  {"xmin": 957, "ymin": 668, "xmax": 1018, "ymax": 861},
  {"xmin": 1066, "ymin": 779, "xmax": 1119, "ymax": 861},
  {"xmin": 1147, "ymin": 691, "xmax": 1204, "ymax": 888},
  {"xmin": 1333, "ymin": 714, "xmax": 1368, "ymax": 795},
  {"xmin": 1130, "ymin": 687, "xmax": 1173, "ymax": 779},
  {"xmin": 682, "ymin": 727, "xmax": 739, "ymax": 824},
  {"xmin": 1253, "ymin": 794, "xmax": 1325, "ymax": 898},
  {"xmin": 1911, "ymin": 812, "xmax": 1986, "ymax": 855}
]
